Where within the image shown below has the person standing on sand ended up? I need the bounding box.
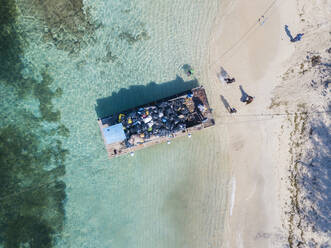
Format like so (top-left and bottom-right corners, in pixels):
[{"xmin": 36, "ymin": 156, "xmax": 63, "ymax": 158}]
[
  {"xmin": 187, "ymin": 69, "xmax": 194, "ymax": 76},
  {"xmin": 225, "ymin": 77, "xmax": 236, "ymax": 84},
  {"xmin": 244, "ymin": 95, "xmax": 254, "ymax": 104},
  {"xmin": 229, "ymin": 107, "xmax": 237, "ymax": 113},
  {"xmin": 258, "ymin": 15, "xmax": 266, "ymax": 25}
]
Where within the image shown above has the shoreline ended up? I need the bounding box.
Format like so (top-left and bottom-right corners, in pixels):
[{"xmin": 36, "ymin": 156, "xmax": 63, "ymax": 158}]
[
  {"xmin": 207, "ymin": 0, "xmax": 330, "ymax": 246},
  {"xmin": 206, "ymin": 0, "xmax": 297, "ymax": 247}
]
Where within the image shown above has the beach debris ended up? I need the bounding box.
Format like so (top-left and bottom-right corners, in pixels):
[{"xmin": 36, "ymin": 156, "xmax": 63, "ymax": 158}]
[
  {"xmin": 167, "ymin": 140, "xmax": 171, "ymax": 144},
  {"xmin": 188, "ymin": 133, "xmax": 192, "ymax": 138},
  {"xmin": 130, "ymin": 152, "xmax": 134, "ymax": 156},
  {"xmin": 284, "ymin": 25, "xmax": 304, "ymax": 42},
  {"xmin": 218, "ymin": 67, "xmax": 236, "ymax": 84}
]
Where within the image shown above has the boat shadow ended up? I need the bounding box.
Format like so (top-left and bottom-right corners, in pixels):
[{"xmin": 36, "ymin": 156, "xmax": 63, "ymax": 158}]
[{"xmin": 95, "ymin": 75, "xmax": 199, "ymax": 118}]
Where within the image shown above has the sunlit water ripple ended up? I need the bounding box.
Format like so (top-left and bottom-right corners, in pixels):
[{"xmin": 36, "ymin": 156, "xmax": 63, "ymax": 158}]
[{"xmin": 0, "ymin": 1, "xmax": 229, "ymax": 247}]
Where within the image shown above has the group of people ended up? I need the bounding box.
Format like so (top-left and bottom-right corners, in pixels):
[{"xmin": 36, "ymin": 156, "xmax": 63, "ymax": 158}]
[
  {"xmin": 185, "ymin": 66, "xmax": 254, "ymax": 114},
  {"xmin": 222, "ymin": 69, "xmax": 254, "ymax": 114}
]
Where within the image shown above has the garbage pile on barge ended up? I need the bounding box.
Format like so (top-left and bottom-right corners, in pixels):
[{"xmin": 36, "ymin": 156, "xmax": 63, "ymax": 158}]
[{"xmin": 98, "ymin": 86, "xmax": 214, "ymax": 158}]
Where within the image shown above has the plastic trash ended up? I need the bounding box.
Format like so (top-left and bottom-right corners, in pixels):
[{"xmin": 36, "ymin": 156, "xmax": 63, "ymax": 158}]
[
  {"xmin": 143, "ymin": 116, "xmax": 152, "ymax": 123},
  {"xmin": 118, "ymin": 113, "xmax": 125, "ymax": 122},
  {"xmin": 197, "ymin": 104, "xmax": 205, "ymax": 112},
  {"xmin": 181, "ymin": 108, "xmax": 189, "ymax": 115},
  {"xmin": 125, "ymin": 140, "xmax": 132, "ymax": 148},
  {"xmin": 142, "ymin": 123, "xmax": 148, "ymax": 131},
  {"xmin": 130, "ymin": 126, "xmax": 138, "ymax": 134}
]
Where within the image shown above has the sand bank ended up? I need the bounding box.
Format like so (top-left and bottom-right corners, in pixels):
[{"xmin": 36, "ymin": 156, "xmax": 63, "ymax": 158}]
[{"xmin": 205, "ymin": 0, "xmax": 330, "ymax": 247}]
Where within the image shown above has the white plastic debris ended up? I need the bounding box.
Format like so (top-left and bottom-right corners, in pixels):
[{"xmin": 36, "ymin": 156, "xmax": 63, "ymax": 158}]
[{"xmin": 143, "ymin": 116, "xmax": 152, "ymax": 123}]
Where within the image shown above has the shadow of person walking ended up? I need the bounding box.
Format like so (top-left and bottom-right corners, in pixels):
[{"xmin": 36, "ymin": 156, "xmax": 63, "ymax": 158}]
[
  {"xmin": 239, "ymin": 85, "xmax": 249, "ymax": 102},
  {"xmin": 220, "ymin": 95, "xmax": 231, "ymax": 111},
  {"xmin": 220, "ymin": 95, "xmax": 236, "ymax": 113}
]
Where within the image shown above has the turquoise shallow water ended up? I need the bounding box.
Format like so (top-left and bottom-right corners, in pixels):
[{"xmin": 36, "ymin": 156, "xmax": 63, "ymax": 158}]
[{"xmin": 0, "ymin": 0, "xmax": 229, "ymax": 247}]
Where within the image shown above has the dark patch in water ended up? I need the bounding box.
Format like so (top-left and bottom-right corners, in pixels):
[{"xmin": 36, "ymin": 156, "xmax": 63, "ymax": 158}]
[
  {"xmin": 0, "ymin": 126, "xmax": 68, "ymax": 248},
  {"xmin": 33, "ymin": 71, "xmax": 62, "ymax": 122},
  {"xmin": 19, "ymin": 0, "xmax": 96, "ymax": 53},
  {"xmin": 0, "ymin": 0, "xmax": 29, "ymax": 90},
  {"xmin": 51, "ymin": 124, "xmax": 70, "ymax": 138},
  {"xmin": 96, "ymin": 49, "xmax": 118, "ymax": 64},
  {"xmin": 101, "ymin": 50, "xmax": 118, "ymax": 63},
  {"xmin": 0, "ymin": 0, "xmax": 63, "ymax": 122},
  {"xmin": 0, "ymin": 1, "xmax": 68, "ymax": 247},
  {"xmin": 4, "ymin": 216, "xmax": 54, "ymax": 248},
  {"xmin": 119, "ymin": 30, "xmax": 150, "ymax": 45},
  {"xmin": 95, "ymin": 75, "xmax": 199, "ymax": 118}
]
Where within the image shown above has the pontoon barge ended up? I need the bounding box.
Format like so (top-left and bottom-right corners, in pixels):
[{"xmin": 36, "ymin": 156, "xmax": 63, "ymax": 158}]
[{"xmin": 98, "ymin": 86, "xmax": 215, "ymax": 158}]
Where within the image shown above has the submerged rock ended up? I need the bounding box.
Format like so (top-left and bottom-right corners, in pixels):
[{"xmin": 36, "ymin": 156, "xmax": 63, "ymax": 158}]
[
  {"xmin": 0, "ymin": 2, "xmax": 69, "ymax": 247},
  {"xmin": 119, "ymin": 30, "xmax": 150, "ymax": 45},
  {"xmin": 20, "ymin": 0, "xmax": 97, "ymax": 53}
]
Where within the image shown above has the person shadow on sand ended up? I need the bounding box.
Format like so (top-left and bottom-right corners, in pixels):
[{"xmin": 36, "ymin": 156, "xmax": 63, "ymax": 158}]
[
  {"xmin": 239, "ymin": 85, "xmax": 254, "ymax": 104},
  {"xmin": 220, "ymin": 95, "xmax": 237, "ymax": 113},
  {"xmin": 239, "ymin": 85, "xmax": 249, "ymax": 102}
]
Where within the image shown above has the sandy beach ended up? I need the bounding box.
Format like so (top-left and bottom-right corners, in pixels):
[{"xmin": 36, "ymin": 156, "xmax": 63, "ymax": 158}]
[{"xmin": 206, "ymin": 0, "xmax": 330, "ymax": 247}]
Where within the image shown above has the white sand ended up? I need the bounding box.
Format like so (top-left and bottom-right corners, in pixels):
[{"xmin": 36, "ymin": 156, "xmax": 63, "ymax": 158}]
[
  {"xmin": 205, "ymin": 0, "xmax": 330, "ymax": 247},
  {"xmin": 230, "ymin": 177, "xmax": 236, "ymax": 217}
]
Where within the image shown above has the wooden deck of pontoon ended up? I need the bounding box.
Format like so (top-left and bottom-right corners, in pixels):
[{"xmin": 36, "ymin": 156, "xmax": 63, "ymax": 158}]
[{"xmin": 98, "ymin": 86, "xmax": 215, "ymax": 158}]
